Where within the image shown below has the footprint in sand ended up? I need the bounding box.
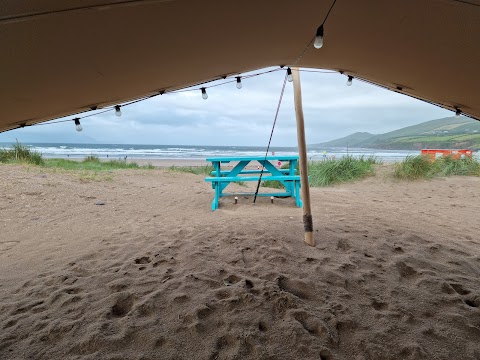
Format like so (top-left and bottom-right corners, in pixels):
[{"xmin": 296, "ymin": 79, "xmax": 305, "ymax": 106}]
[
  {"xmin": 277, "ymin": 276, "xmax": 312, "ymax": 300},
  {"xmin": 290, "ymin": 309, "xmax": 331, "ymax": 340},
  {"xmin": 258, "ymin": 321, "xmax": 268, "ymax": 332},
  {"xmin": 447, "ymin": 283, "xmax": 479, "ymax": 308},
  {"xmin": 320, "ymin": 348, "xmax": 334, "ymax": 360},
  {"xmin": 223, "ymin": 274, "xmax": 241, "ymax": 286},
  {"xmin": 393, "ymin": 245, "xmax": 404, "ymax": 254},
  {"xmin": 215, "ymin": 286, "xmax": 236, "ymax": 300},
  {"xmin": 372, "ymin": 299, "xmax": 388, "ymax": 311},
  {"xmin": 0, "ymin": 241, "xmax": 19, "ymax": 252},
  {"xmin": 449, "ymin": 283, "xmax": 471, "ymax": 295},
  {"xmin": 107, "ymin": 293, "xmax": 134, "ymax": 318},
  {"xmin": 196, "ymin": 305, "xmax": 214, "ymax": 320},
  {"xmin": 336, "ymin": 239, "xmax": 351, "ymax": 252},
  {"xmin": 463, "ymin": 297, "xmax": 480, "ymax": 308},
  {"xmin": 210, "ymin": 334, "xmax": 241, "ymax": 359},
  {"xmin": 134, "ymin": 256, "xmax": 151, "ymax": 265},
  {"xmin": 395, "ymin": 261, "xmax": 418, "ymax": 279}
]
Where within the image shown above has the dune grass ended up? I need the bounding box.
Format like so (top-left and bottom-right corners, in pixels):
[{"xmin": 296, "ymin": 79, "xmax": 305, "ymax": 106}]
[
  {"xmin": 262, "ymin": 156, "xmax": 380, "ymax": 188},
  {"xmin": 393, "ymin": 155, "xmax": 433, "ymax": 180},
  {"xmin": 168, "ymin": 165, "xmax": 214, "ymax": 175},
  {"xmin": 261, "ymin": 180, "xmax": 284, "ymax": 189},
  {"xmin": 0, "ymin": 141, "xmax": 44, "ymax": 165},
  {"xmin": 0, "ymin": 143, "xmax": 155, "ymax": 172},
  {"xmin": 437, "ymin": 155, "xmax": 480, "ymax": 176},
  {"xmin": 394, "ymin": 155, "xmax": 480, "ymax": 180},
  {"xmin": 308, "ymin": 155, "xmax": 380, "ymax": 187},
  {"xmin": 43, "ymin": 156, "xmax": 155, "ymax": 171}
]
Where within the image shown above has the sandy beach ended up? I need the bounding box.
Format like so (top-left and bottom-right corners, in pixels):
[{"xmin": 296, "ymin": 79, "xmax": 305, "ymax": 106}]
[{"xmin": 1, "ymin": 164, "xmax": 479, "ymax": 359}]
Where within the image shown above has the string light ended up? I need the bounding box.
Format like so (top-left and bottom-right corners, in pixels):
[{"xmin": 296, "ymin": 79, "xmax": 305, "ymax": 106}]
[
  {"xmin": 287, "ymin": 68, "xmax": 293, "ymax": 82},
  {"xmin": 6, "ymin": 68, "xmax": 286, "ymax": 134},
  {"xmin": 12, "ymin": 66, "xmax": 473, "ymax": 135},
  {"xmin": 74, "ymin": 118, "xmax": 83, "ymax": 132},
  {"xmin": 314, "ymin": 25, "xmax": 324, "ymax": 49},
  {"xmin": 236, "ymin": 76, "xmax": 242, "ymax": 89},
  {"xmin": 201, "ymin": 87, "xmax": 208, "ymax": 100}
]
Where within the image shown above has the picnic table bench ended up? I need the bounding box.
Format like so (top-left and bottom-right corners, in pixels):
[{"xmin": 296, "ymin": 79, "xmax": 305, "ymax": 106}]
[{"xmin": 204, "ymin": 155, "xmax": 304, "ymax": 211}]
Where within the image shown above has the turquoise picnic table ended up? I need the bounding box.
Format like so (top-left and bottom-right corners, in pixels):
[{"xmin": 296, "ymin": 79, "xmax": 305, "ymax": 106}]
[{"xmin": 205, "ymin": 155, "xmax": 303, "ymax": 211}]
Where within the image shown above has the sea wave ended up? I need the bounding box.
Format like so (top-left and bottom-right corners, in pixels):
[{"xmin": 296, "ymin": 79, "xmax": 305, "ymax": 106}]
[{"xmin": 2, "ymin": 142, "xmax": 473, "ymax": 162}]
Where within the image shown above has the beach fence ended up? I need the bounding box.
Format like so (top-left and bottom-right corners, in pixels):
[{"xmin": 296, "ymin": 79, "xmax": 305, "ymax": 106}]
[{"xmin": 421, "ymin": 149, "xmax": 473, "ymax": 161}]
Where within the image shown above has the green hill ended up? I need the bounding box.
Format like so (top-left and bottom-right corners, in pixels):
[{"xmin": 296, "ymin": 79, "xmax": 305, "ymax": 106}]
[
  {"xmin": 311, "ymin": 132, "xmax": 375, "ymax": 148},
  {"xmin": 312, "ymin": 117, "xmax": 480, "ymax": 150}
]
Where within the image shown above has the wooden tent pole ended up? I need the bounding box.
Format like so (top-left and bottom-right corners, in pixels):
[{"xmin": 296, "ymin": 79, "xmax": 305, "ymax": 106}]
[{"xmin": 292, "ymin": 67, "xmax": 315, "ymax": 246}]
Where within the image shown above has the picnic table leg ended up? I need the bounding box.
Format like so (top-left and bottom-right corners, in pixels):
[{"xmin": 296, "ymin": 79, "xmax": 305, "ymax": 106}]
[
  {"xmin": 288, "ymin": 160, "xmax": 297, "ymax": 197},
  {"xmin": 212, "ymin": 181, "xmax": 220, "ymax": 211},
  {"xmin": 214, "ymin": 161, "xmax": 221, "ymax": 177},
  {"xmin": 295, "ymin": 180, "xmax": 302, "ymax": 207}
]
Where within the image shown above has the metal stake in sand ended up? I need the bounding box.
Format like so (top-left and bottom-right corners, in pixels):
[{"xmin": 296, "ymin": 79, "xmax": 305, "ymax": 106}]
[{"xmin": 292, "ymin": 67, "xmax": 315, "ymax": 247}]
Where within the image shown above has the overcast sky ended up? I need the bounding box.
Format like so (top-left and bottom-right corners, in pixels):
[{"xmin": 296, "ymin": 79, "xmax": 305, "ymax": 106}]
[{"xmin": 1, "ymin": 67, "xmax": 453, "ymax": 146}]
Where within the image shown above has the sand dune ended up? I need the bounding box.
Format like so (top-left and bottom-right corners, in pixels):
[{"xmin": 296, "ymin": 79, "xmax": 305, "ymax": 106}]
[{"xmin": 1, "ymin": 164, "xmax": 479, "ymax": 359}]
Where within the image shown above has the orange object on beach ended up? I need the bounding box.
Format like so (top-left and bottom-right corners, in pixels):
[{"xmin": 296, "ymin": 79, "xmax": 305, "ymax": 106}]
[{"xmin": 421, "ymin": 149, "xmax": 473, "ymax": 160}]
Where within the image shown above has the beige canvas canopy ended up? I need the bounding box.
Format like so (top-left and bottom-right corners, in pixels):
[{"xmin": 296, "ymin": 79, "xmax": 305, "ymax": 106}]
[{"xmin": 1, "ymin": 0, "xmax": 479, "ymax": 132}]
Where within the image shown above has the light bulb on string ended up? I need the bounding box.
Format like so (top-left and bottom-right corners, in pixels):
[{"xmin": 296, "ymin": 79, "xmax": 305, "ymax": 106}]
[
  {"xmin": 347, "ymin": 75, "xmax": 353, "ymax": 86},
  {"xmin": 74, "ymin": 118, "xmax": 83, "ymax": 132},
  {"xmin": 314, "ymin": 25, "xmax": 324, "ymax": 49},
  {"xmin": 287, "ymin": 68, "xmax": 293, "ymax": 82},
  {"xmin": 455, "ymin": 108, "xmax": 461, "ymax": 118},
  {"xmin": 115, "ymin": 105, "xmax": 122, "ymax": 117},
  {"xmin": 201, "ymin": 87, "xmax": 208, "ymax": 100},
  {"xmin": 236, "ymin": 76, "xmax": 242, "ymax": 89}
]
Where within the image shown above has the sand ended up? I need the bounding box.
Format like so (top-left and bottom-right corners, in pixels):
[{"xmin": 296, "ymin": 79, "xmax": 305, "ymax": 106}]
[{"xmin": 0, "ymin": 164, "xmax": 479, "ymax": 359}]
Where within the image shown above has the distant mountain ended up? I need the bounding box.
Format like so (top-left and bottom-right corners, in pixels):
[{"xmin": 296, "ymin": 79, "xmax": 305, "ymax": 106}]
[
  {"xmin": 311, "ymin": 117, "xmax": 480, "ymax": 150},
  {"xmin": 311, "ymin": 132, "xmax": 375, "ymax": 148}
]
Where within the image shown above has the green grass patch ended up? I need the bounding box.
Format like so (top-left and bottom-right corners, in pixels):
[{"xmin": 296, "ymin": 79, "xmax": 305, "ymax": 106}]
[
  {"xmin": 393, "ymin": 155, "xmax": 434, "ymax": 180},
  {"xmin": 77, "ymin": 171, "xmax": 114, "ymax": 182},
  {"xmin": 261, "ymin": 163, "xmax": 294, "ymax": 189},
  {"xmin": 394, "ymin": 155, "xmax": 480, "ymax": 180},
  {"xmin": 0, "ymin": 142, "xmax": 155, "ymax": 171},
  {"xmin": 43, "ymin": 157, "xmax": 154, "ymax": 171},
  {"xmin": 261, "ymin": 180, "xmax": 284, "ymax": 189},
  {"xmin": 308, "ymin": 156, "xmax": 380, "ymax": 187},
  {"xmin": 438, "ymin": 155, "xmax": 480, "ymax": 176},
  {"xmin": 263, "ymin": 156, "xmax": 380, "ymax": 188},
  {"xmin": 391, "ymin": 134, "xmax": 480, "ymax": 143},
  {"xmin": 0, "ymin": 141, "xmax": 44, "ymax": 165},
  {"xmin": 168, "ymin": 165, "xmax": 214, "ymax": 175}
]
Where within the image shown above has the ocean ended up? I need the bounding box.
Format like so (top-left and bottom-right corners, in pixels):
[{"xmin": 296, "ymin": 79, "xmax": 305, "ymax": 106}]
[{"xmin": 0, "ymin": 142, "xmax": 427, "ymax": 162}]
